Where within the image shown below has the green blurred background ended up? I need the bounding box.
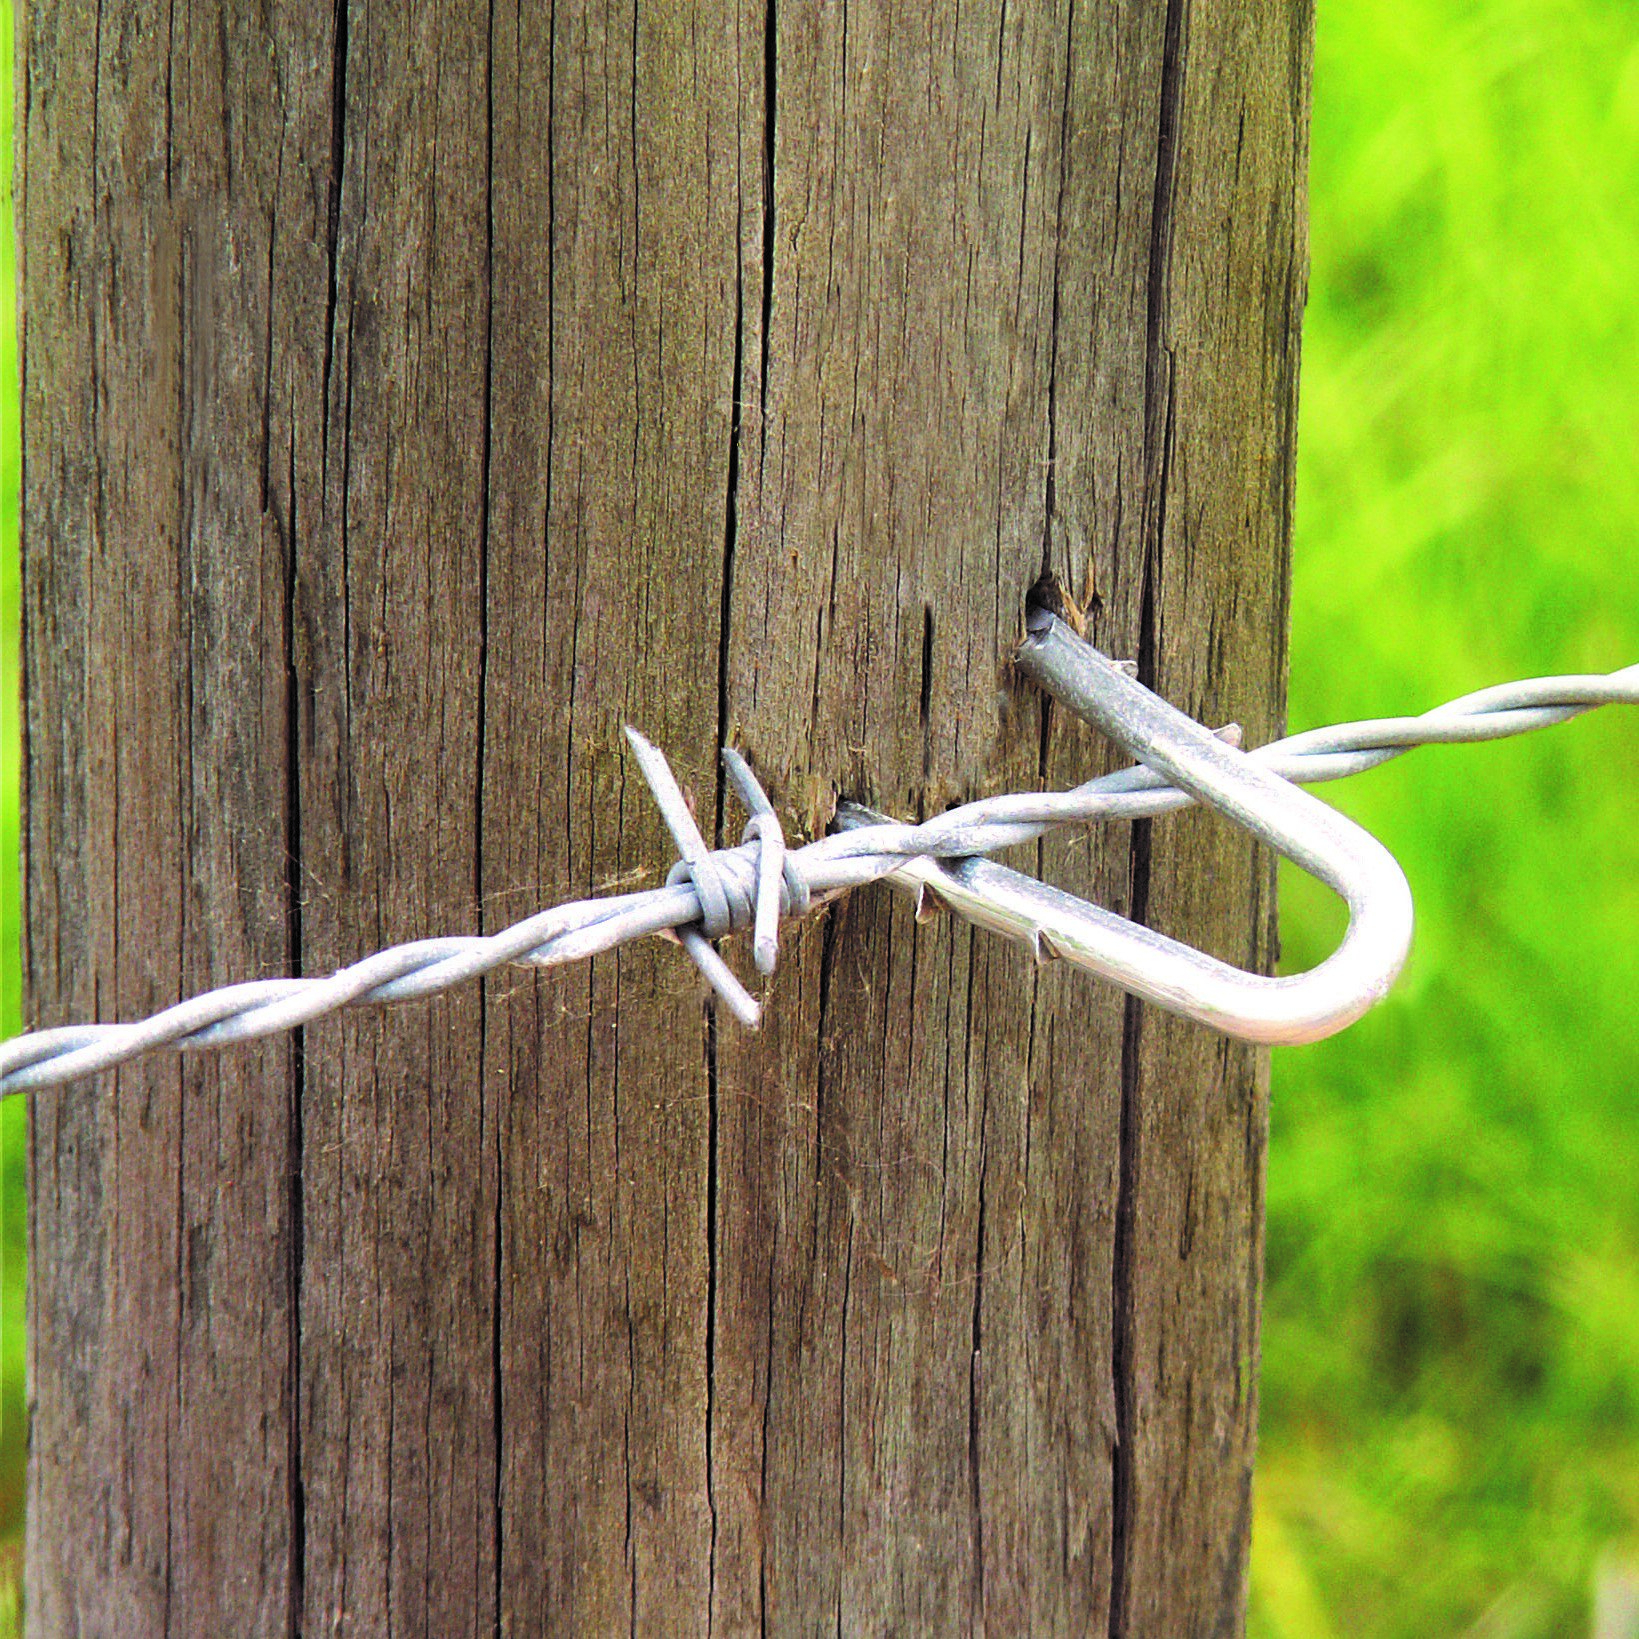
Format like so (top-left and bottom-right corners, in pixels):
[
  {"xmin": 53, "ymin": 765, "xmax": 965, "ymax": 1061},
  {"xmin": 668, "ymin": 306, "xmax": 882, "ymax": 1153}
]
[
  {"xmin": 0, "ymin": 0, "xmax": 1635, "ymax": 1633},
  {"xmin": 1252, "ymin": 0, "xmax": 1639, "ymax": 1632}
]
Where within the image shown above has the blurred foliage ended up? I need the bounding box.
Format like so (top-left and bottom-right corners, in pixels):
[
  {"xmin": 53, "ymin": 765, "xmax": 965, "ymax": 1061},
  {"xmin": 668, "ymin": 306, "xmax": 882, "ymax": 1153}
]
[
  {"xmin": 1251, "ymin": 0, "xmax": 1639, "ymax": 1634},
  {"xmin": 0, "ymin": 0, "xmax": 1635, "ymax": 1633}
]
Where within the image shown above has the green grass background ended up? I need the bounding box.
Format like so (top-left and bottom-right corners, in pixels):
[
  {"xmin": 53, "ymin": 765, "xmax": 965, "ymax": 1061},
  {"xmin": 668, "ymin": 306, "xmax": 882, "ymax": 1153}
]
[
  {"xmin": 0, "ymin": 0, "xmax": 1635, "ymax": 1633},
  {"xmin": 1250, "ymin": 0, "xmax": 1639, "ymax": 1633}
]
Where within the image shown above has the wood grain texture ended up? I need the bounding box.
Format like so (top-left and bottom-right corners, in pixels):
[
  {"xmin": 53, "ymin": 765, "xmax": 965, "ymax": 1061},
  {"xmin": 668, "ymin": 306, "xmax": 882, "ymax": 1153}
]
[{"xmin": 20, "ymin": 0, "xmax": 1311, "ymax": 1631}]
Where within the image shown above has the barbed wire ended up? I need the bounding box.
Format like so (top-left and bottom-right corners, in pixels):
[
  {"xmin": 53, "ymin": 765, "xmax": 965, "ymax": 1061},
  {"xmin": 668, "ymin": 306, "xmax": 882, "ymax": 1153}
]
[{"xmin": 4, "ymin": 658, "xmax": 1635, "ymax": 1096}]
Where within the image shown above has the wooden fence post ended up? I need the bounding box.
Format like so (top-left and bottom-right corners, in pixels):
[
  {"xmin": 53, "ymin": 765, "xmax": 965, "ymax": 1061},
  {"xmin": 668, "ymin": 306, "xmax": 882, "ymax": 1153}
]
[{"xmin": 19, "ymin": 0, "xmax": 1310, "ymax": 1630}]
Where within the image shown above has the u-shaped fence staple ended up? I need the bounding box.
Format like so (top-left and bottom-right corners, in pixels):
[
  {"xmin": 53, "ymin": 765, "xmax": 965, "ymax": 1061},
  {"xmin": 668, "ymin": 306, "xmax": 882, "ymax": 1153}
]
[
  {"xmin": 2, "ymin": 622, "xmax": 1635, "ymax": 1094},
  {"xmin": 982, "ymin": 610, "xmax": 1415, "ymax": 1043}
]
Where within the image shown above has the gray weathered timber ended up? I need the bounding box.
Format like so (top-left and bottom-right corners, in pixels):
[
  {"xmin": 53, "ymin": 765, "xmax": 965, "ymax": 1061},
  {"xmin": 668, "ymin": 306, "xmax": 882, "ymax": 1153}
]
[{"xmin": 20, "ymin": 0, "xmax": 1310, "ymax": 1631}]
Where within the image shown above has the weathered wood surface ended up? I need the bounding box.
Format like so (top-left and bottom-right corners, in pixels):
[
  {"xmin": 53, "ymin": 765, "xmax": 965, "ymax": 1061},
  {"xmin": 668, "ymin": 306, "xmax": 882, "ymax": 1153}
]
[{"xmin": 20, "ymin": 0, "xmax": 1310, "ymax": 1631}]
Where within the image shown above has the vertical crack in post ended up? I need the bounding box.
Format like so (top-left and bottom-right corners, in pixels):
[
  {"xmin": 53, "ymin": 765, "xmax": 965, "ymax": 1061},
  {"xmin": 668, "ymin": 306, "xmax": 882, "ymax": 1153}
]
[
  {"xmin": 704, "ymin": 34, "xmax": 757, "ymax": 1634},
  {"xmin": 967, "ymin": 938, "xmax": 991, "ymax": 1624},
  {"xmin": 321, "ymin": 0, "xmax": 351, "ymax": 496},
  {"xmin": 1110, "ymin": 0, "xmax": 1187, "ymax": 1630},
  {"xmin": 1109, "ymin": 527, "xmax": 1161, "ymax": 1638},
  {"xmin": 714, "ymin": 222, "xmax": 747, "ymax": 832},
  {"xmin": 283, "ymin": 416, "xmax": 308, "ymax": 1639},
  {"xmin": 260, "ymin": 212, "xmax": 277, "ymax": 515},
  {"xmin": 758, "ymin": 0, "xmax": 777, "ymax": 466},
  {"xmin": 702, "ymin": 1004, "xmax": 722, "ymax": 1633},
  {"xmin": 477, "ymin": 0, "xmax": 502, "ymax": 1629},
  {"xmin": 918, "ymin": 605, "xmax": 934, "ymax": 792},
  {"xmin": 286, "ymin": 6, "xmax": 354, "ymax": 1629},
  {"xmin": 707, "ymin": 6, "xmax": 776, "ymax": 1616},
  {"xmin": 1041, "ymin": 0, "xmax": 1076, "ymax": 572}
]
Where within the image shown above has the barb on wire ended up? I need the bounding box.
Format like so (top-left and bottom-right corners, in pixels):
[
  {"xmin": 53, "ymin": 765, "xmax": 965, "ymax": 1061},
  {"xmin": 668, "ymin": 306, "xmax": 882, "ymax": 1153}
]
[{"xmin": 4, "ymin": 652, "xmax": 1636, "ymax": 1095}]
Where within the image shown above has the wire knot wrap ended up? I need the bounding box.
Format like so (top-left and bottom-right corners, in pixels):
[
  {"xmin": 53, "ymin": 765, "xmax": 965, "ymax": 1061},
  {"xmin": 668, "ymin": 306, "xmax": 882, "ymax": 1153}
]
[
  {"xmin": 625, "ymin": 728, "xmax": 814, "ymax": 1025},
  {"xmin": 662, "ymin": 837, "xmax": 809, "ymax": 946},
  {"xmin": 665, "ymin": 855, "xmax": 735, "ymax": 938}
]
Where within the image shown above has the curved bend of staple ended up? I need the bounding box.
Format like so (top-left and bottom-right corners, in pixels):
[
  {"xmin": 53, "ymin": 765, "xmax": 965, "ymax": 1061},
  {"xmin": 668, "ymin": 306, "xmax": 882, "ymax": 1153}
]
[{"xmin": 2, "ymin": 654, "xmax": 1636, "ymax": 1095}]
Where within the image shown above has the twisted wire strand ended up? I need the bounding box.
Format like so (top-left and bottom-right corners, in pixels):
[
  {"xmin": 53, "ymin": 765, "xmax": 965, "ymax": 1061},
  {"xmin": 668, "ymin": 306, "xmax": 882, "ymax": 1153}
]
[{"xmin": 4, "ymin": 663, "xmax": 1635, "ymax": 1096}]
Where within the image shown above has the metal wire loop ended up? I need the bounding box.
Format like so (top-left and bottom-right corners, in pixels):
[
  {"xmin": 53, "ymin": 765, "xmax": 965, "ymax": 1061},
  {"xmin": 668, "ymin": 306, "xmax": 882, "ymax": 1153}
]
[{"xmin": 1004, "ymin": 610, "xmax": 1416, "ymax": 1042}]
